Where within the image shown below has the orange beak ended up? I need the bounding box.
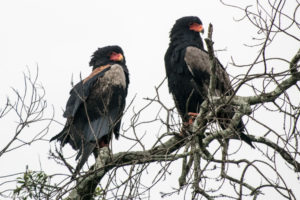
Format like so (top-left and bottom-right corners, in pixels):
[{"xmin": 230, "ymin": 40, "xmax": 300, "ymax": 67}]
[
  {"xmin": 110, "ymin": 52, "xmax": 124, "ymax": 61},
  {"xmin": 189, "ymin": 23, "xmax": 204, "ymax": 33}
]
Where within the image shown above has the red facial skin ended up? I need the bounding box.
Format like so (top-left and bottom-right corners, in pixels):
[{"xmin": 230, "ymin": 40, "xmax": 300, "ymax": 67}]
[
  {"xmin": 110, "ymin": 52, "xmax": 124, "ymax": 61},
  {"xmin": 189, "ymin": 23, "xmax": 204, "ymax": 33}
]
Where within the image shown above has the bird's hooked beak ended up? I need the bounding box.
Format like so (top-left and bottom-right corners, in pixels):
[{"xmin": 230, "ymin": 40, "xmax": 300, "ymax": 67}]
[
  {"xmin": 189, "ymin": 23, "xmax": 204, "ymax": 34},
  {"xmin": 110, "ymin": 52, "xmax": 124, "ymax": 62}
]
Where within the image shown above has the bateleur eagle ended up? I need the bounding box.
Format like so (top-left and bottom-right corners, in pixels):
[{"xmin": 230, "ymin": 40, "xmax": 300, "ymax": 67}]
[
  {"xmin": 164, "ymin": 16, "xmax": 253, "ymax": 148},
  {"xmin": 50, "ymin": 45, "xmax": 130, "ymax": 176}
]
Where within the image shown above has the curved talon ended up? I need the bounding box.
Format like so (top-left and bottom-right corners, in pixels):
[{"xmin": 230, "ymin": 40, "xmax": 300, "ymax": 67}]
[
  {"xmin": 188, "ymin": 112, "xmax": 198, "ymax": 117},
  {"xmin": 187, "ymin": 112, "xmax": 199, "ymax": 124},
  {"xmin": 180, "ymin": 113, "xmax": 200, "ymax": 135}
]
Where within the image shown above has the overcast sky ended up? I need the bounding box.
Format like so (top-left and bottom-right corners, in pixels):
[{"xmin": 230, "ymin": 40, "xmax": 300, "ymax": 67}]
[{"xmin": 0, "ymin": 0, "xmax": 299, "ymax": 199}]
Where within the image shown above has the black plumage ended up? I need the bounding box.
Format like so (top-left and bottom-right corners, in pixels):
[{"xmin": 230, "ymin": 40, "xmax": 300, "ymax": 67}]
[
  {"xmin": 164, "ymin": 16, "xmax": 253, "ymax": 147},
  {"xmin": 51, "ymin": 45, "xmax": 130, "ymax": 175}
]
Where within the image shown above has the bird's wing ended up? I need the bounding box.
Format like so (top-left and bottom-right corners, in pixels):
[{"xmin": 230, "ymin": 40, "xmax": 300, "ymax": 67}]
[
  {"xmin": 73, "ymin": 64, "xmax": 127, "ymax": 175},
  {"xmin": 184, "ymin": 46, "xmax": 233, "ymax": 96},
  {"xmin": 74, "ymin": 106, "xmax": 122, "ymax": 174},
  {"xmin": 83, "ymin": 107, "xmax": 121, "ymax": 142},
  {"xmin": 184, "ymin": 47, "xmax": 254, "ymax": 147},
  {"xmin": 79, "ymin": 64, "xmax": 127, "ymax": 143},
  {"xmin": 63, "ymin": 66, "xmax": 112, "ymax": 118}
]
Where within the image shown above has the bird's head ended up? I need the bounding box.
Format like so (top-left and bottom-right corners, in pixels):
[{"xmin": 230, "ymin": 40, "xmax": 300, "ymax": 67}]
[
  {"xmin": 89, "ymin": 45, "xmax": 125, "ymax": 70},
  {"xmin": 172, "ymin": 16, "xmax": 204, "ymax": 34},
  {"xmin": 170, "ymin": 16, "xmax": 204, "ymax": 46}
]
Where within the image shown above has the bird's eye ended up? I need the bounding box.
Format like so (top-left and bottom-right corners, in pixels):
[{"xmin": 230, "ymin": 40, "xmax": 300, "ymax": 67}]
[
  {"xmin": 110, "ymin": 52, "xmax": 117, "ymax": 57},
  {"xmin": 110, "ymin": 52, "xmax": 124, "ymax": 61},
  {"xmin": 188, "ymin": 22, "xmax": 193, "ymax": 26}
]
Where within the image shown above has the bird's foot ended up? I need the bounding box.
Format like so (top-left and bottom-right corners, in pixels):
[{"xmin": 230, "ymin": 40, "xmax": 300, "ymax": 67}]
[
  {"xmin": 179, "ymin": 113, "xmax": 199, "ymax": 136},
  {"xmin": 98, "ymin": 140, "xmax": 109, "ymax": 148},
  {"xmin": 187, "ymin": 112, "xmax": 198, "ymax": 124}
]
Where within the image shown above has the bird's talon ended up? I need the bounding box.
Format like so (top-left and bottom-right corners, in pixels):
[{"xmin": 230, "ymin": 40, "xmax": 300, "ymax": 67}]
[{"xmin": 188, "ymin": 112, "xmax": 199, "ymax": 117}]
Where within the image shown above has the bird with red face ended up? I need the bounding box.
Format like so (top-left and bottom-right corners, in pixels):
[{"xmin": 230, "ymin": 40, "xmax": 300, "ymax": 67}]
[
  {"xmin": 51, "ymin": 45, "xmax": 130, "ymax": 177},
  {"xmin": 164, "ymin": 16, "xmax": 254, "ymax": 148}
]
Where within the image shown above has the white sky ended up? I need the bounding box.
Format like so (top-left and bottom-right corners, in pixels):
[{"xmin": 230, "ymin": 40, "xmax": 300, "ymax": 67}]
[{"xmin": 0, "ymin": 0, "xmax": 299, "ymax": 199}]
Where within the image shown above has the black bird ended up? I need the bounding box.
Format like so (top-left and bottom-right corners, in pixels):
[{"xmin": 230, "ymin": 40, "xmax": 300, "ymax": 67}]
[
  {"xmin": 50, "ymin": 45, "xmax": 130, "ymax": 176},
  {"xmin": 164, "ymin": 16, "xmax": 254, "ymax": 147}
]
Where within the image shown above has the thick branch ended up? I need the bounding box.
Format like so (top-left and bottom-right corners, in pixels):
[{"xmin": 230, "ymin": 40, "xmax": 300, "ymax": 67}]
[
  {"xmin": 247, "ymin": 48, "xmax": 300, "ymax": 104},
  {"xmin": 67, "ymin": 147, "xmax": 110, "ymax": 200},
  {"xmin": 66, "ymin": 135, "xmax": 187, "ymax": 199},
  {"xmin": 65, "ymin": 48, "xmax": 300, "ymax": 200},
  {"xmin": 250, "ymin": 136, "xmax": 300, "ymax": 172}
]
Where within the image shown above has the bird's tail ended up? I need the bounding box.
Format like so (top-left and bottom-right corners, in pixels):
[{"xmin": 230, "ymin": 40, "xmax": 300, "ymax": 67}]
[
  {"xmin": 50, "ymin": 127, "xmax": 68, "ymax": 143},
  {"xmin": 72, "ymin": 142, "xmax": 96, "ymax": 179},
  {"xmin": 239, "ymin": 131, "xmax": 254, "ymax": 148},
  {"xmin": 237, "ymin": 121, "xmax": 254, "ymax": 148}
]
